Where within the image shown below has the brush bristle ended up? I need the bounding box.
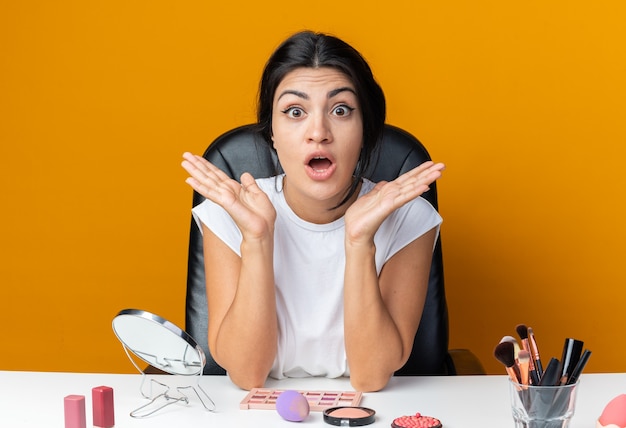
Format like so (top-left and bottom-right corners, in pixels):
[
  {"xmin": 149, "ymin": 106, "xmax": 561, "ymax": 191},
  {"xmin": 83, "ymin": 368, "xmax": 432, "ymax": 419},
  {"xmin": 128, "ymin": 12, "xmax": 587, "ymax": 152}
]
[
  {"xmin": 500, "ymin": 335, "xmax": 516, "ymax": 344},
  {"xmin": 494, "ymin": 341, "xmax": 516, "ymax": 368},
  {"xmin": 518, "ymin": 350, "xmax": 530, "ymax": 363},
  {"xmin": 516, "ymin": 324, "xmax": 529, "ymax": 340},
  {"xmin": 500, "ymin": 335, "xmax": 520, "ymax": 354}
]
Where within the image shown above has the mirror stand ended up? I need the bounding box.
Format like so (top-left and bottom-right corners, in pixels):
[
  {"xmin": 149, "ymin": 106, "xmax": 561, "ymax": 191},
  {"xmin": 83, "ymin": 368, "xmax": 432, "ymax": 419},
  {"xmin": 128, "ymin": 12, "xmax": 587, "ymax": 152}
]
[
  {"xmin": 112, "ymin": 309, "xmax": 217, "ymax": 417},
  {"xmin": 118, "ymin": 342, "xmax": 216, "ymax": 418}
]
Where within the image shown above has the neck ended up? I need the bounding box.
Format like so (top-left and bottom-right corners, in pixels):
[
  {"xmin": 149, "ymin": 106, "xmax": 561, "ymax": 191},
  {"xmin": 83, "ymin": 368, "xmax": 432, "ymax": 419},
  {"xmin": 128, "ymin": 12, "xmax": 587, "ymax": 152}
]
[{"xmin": 283, "ymin": 177, "xmax": 361, "ymax": 224}]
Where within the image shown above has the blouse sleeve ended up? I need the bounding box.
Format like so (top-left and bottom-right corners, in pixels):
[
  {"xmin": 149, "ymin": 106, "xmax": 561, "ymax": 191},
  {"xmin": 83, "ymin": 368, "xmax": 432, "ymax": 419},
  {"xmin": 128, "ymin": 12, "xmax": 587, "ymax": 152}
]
[
  {"xmin": 375, "ymin": 196, "xmax": 443, "ymax": 268},
  {"xmin": 191, "ymin": 199, "xmax": 243, "ymax": 257}
]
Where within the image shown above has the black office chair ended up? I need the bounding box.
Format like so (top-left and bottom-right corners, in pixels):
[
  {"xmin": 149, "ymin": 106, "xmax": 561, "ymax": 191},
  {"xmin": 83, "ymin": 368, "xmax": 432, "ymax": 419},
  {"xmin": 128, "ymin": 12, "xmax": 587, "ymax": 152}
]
[{"xmin": 185, "ymin": 124, "xmax": 484, "ymax": 376}]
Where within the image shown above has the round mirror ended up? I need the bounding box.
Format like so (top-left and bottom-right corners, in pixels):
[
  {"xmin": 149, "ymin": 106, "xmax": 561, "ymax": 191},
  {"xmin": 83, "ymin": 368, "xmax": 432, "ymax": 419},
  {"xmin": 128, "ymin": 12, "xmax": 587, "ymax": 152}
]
[{"xmin": 112, "ymin": 309, "xmax": 206, "ymax": 376}]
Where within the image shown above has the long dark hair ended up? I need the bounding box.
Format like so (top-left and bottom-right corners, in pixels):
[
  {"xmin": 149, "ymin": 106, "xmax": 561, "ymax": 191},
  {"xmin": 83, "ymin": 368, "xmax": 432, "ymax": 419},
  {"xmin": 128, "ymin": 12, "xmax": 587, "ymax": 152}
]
[{"xmin": 255, "ymin": 31, "xmax": 386, "ymax": 207}]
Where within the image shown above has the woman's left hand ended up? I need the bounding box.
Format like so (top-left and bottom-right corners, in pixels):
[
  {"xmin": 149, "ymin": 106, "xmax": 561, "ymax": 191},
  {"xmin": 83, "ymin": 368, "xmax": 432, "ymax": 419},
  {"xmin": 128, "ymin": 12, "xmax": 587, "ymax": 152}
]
[{"xmin": 344, "ymin": 161, "xmax": 445, "ymax": 246}]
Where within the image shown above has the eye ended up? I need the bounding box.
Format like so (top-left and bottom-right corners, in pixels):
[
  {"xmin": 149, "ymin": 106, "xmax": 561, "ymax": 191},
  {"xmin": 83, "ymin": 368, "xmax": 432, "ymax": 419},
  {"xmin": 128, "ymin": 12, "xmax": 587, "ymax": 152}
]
[
  {"xmin": 332, "ymin": 104, "xmax": 355, "ymax": 117},
  {"xmin": 282, "ymin": 106, "xmax": 305, "ymax": 119}
]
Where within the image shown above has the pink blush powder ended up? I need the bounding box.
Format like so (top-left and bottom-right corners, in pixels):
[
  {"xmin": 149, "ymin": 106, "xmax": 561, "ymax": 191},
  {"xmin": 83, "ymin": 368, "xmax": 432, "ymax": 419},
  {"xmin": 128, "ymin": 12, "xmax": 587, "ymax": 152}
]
[
  {"xmin": 324, "ymin": 406, "xmax": 376, "ymax": 426},
  {"xmin": 329, "ymin": 407, "xmax": 372, "ymax": 418}
]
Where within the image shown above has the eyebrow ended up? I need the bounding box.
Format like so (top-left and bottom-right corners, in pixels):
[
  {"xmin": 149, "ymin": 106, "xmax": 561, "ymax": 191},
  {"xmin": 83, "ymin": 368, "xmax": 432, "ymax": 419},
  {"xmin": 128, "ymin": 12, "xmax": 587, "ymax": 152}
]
[
  {"xmin": 328, "ymin": 86, "xmax": 357, "ymax": 98},
  {"xmin": 276, "ymin": 86, "xmax": 357, "ymax": 101}
]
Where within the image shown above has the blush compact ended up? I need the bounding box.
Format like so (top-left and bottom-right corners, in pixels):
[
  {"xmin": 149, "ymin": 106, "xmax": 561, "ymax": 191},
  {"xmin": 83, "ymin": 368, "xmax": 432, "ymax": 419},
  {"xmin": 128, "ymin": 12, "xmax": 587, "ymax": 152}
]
[
  {"xmin": 391, "ymin": 412, "xmax": 442, "ymax": 428},
  {"xmin": 323, "ymin": 406, "xmax": 375, "ymax": 426}
]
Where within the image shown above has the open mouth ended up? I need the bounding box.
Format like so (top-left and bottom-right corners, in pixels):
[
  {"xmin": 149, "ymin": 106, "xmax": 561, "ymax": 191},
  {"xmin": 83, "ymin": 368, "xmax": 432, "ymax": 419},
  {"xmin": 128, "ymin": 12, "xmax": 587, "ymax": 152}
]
[{"xmin": 308, "ymin": 156, "xmax": 332, "ymax": 172}]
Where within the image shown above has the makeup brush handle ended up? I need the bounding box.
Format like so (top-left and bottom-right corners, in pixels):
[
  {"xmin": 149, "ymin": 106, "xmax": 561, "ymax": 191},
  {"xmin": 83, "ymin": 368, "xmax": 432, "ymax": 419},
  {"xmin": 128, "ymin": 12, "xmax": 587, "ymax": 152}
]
[
  {"xmin": 520, "ymin": 339, "xmax": 535, "ymax": 371},
  {"xmin": 528, "ymin": 328, "xmax": 543, "ymax": 377},
  {"xmin": 535, "ymin": 358, "xmax": 543, "ymax": 377},
  {"xmin": 506, "ymin": 366, "xmax": 520, "ymax": 383},
  {"xmin": 530, "ymin": 369, "xmax": 540, "ymax": 385}
]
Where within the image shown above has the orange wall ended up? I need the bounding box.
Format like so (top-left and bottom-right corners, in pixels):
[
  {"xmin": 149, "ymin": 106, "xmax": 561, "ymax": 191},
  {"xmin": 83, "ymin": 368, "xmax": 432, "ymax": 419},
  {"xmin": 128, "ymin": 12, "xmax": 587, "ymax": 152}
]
[{"xmin": 1, "ymin": 1, "xmax": 625, "ymax": 375}]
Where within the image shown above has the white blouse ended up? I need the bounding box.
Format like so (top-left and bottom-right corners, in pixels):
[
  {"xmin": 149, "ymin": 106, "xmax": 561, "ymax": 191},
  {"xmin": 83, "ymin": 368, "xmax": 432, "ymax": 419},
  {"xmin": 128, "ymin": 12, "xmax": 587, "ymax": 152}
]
[{"xmin": 192, "ymin": 175, "xmax": 442, "ymax": 379}]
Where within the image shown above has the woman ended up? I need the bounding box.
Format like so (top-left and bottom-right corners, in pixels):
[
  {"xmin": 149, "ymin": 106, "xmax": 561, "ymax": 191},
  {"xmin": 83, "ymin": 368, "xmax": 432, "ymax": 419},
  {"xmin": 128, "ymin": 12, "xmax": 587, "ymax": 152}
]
[{"xmin": 181, "ymin": 31, "xmax": 445, "ymax": 392}]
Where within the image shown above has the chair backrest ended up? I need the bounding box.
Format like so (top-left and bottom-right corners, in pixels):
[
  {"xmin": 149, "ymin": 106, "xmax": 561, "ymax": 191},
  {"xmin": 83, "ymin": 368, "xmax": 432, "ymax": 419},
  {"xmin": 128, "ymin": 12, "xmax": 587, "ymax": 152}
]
[{"xmin": 185, "ymin": 124, "xmax": 450, "ymax": 375}]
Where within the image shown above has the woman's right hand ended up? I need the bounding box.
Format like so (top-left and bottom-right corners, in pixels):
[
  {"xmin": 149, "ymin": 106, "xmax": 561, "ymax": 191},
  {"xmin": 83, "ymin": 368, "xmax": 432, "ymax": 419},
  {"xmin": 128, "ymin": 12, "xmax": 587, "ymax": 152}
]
[{"xmin": 182, "ymin": 152, "xmax": 276, "ymax": 239}]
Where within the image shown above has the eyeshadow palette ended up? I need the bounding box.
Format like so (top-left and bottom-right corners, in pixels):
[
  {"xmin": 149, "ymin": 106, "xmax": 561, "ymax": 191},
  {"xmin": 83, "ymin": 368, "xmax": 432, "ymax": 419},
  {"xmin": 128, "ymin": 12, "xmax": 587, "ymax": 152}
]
[{"xmin": 240, "ymin": 388, "xmax": 363, "ymax": 411}]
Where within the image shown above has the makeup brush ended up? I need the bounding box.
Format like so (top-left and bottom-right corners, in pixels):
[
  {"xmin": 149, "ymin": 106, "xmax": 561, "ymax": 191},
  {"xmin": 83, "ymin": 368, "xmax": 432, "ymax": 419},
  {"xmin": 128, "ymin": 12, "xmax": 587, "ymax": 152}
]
[
  {"xmin": 494, "ymin": 341, "xmax": 521, "ymax": 383},
  {"xmin": 516, "ymin": 324, "xmax": 539, "ymax": 384},
  {"xmin": 515, "ymin": 325, "xmax": 536, "ymax": 369},
  {"xmin": 527, "ymin": 327, "xmax": 544, "ymax": 378},
  {"xmin": 500, "ymin": 335, "xmax": 521, "ymax": 361},
  {"xmin": 518, "ymin": 350, "xmax": 530, "ymax": 386}
]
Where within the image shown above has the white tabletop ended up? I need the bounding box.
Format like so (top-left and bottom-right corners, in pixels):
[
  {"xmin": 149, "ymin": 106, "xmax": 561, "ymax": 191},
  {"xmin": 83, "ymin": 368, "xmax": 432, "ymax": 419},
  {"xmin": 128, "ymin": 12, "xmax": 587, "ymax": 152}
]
[{"xmin": 0, "ymin": 371, "xmax": 623, "ymax": 427}]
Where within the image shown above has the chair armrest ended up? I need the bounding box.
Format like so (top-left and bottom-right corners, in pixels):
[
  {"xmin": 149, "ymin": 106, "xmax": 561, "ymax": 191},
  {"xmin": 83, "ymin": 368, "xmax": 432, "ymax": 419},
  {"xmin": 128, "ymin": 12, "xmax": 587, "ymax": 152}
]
[{"xmin": 446, "ymin": 349, "xmax": 486, "ymax": 375}]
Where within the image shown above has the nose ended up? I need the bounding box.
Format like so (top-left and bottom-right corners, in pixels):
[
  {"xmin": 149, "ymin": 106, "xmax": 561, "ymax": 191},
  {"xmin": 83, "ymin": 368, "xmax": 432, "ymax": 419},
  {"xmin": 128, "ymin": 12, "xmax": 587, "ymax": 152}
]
[{"xmin": 306, "ymin": 114, "xmax": 332, "ymax": 144}]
